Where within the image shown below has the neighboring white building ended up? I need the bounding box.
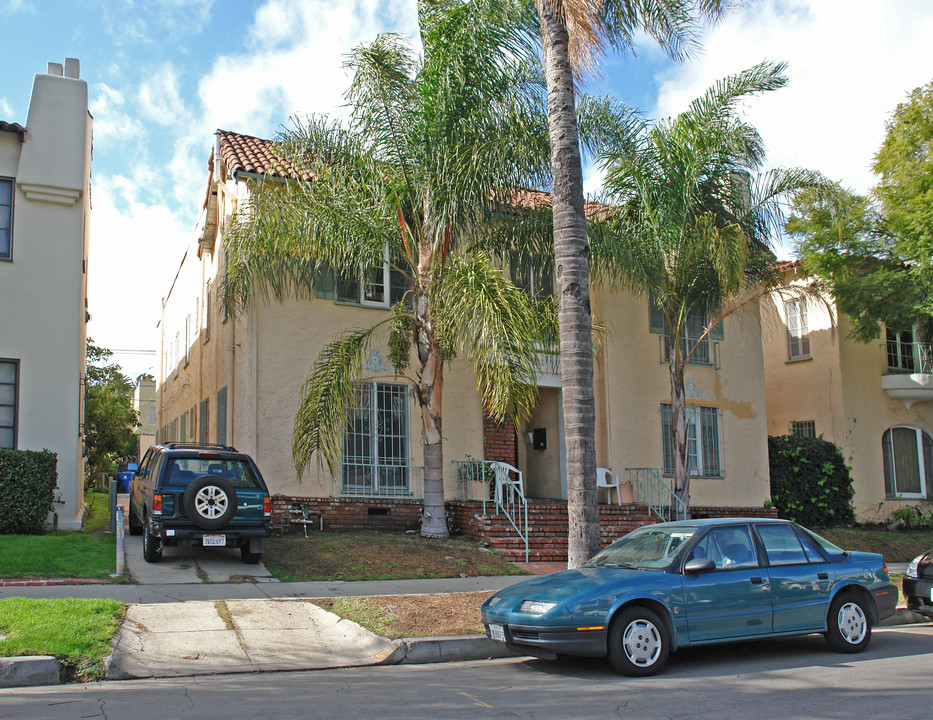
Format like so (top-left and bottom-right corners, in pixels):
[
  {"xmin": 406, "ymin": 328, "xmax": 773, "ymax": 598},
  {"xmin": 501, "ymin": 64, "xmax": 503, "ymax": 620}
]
[{"xmin": 0, "ymin": 59, "xmax": 92, "ymax": 529}]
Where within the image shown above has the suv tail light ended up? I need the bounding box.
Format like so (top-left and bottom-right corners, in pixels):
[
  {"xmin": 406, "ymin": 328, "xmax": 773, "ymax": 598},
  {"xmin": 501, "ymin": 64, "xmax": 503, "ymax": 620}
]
[
  {"xmin": 152, "ymin": 494, "xmax": 163, "ymax": 514},
  {"xmin": 263, "ymin": 496, "xmax": 271, "ymax": 516}
]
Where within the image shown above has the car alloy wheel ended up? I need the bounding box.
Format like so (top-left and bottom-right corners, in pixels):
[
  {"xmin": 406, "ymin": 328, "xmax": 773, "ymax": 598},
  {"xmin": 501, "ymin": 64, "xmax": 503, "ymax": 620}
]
[
  {"xmin": 608, "ymin": 606, "xmax": 670, "ymax": 676},
  {"xmin": 195, "ymin": 485, "xmax": 229, "ymax": 519},
  {"xmin": 825, "ymin": 592, "xmax": 871, "ymax": 653},
  {"xmin": 183, "ymin": 476, "xmax": 238, "ymax": 530}
]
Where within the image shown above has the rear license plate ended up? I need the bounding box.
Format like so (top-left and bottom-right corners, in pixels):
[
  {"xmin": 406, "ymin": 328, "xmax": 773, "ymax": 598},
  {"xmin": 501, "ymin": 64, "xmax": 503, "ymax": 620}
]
[
  {"xmin": 488, "ymin": 623, "xmax": 506, "ymax": 642},
  {"xmin": 202, "ymin": 534, "xmax": 226, "ymax": 546}
]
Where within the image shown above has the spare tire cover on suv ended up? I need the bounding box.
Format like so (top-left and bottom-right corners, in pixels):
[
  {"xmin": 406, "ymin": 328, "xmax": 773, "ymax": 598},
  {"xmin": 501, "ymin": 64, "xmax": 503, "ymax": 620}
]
[{"xmin": 183, "ymin": 475, "xmax": 238, "ymax": 530}]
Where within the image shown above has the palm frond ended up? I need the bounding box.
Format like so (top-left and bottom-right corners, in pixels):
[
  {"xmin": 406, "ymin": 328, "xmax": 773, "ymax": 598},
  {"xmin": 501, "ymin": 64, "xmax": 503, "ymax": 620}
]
[{"xmin": 292, "ymin": 325, "xmax": 386, "ymax": 478}]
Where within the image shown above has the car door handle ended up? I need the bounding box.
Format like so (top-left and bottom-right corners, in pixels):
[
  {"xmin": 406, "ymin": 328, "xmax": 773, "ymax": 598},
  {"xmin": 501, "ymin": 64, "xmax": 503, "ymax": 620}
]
[
  {"xmin": 817, "ymin": 572, "xmax": 828, "ymax": 580},
  {"xmin": 750, "ymin": 577, "xmax": 764, "ymax": 584}
]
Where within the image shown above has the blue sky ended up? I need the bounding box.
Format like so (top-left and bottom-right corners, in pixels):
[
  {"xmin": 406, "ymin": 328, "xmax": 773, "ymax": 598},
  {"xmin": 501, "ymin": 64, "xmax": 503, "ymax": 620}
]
[{"xmin": 2, "ymin": 0, "xmax": 932, "ymax": 378}]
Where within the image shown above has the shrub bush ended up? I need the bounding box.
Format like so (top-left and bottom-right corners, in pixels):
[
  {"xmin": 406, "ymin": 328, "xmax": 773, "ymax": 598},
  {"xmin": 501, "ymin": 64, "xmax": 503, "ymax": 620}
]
[
  {"xmin": 0, "ymin": 448, "xmax": 58, "ymax": 534},
  {"xmin": 768, "ymin": 435, "xmax": 854, "ymax": 527}
]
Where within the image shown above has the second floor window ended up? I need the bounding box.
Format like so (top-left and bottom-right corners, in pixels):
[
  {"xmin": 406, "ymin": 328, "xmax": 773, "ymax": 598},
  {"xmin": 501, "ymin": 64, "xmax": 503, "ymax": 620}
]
[
  {"xmin": 0, "ymin": 178, "xmax": 13, "ymax": 260},
  {"xmin": 886, "ymin": 328, "xmax": 916, "ymax": 373},
  {"xmin": 510, "ymin": 255, "xmax": 554, "ymax": 299},
  {"xmin": 316, "ymin": 251, "xmax": 408, "ymax": 308},
  {"xmin": 785, "ymin": 298, "xmax": 810, "ymax": 360},
  {"xmin": 649, "ymin": 295, "xmax": 722, "ymax": 367}
]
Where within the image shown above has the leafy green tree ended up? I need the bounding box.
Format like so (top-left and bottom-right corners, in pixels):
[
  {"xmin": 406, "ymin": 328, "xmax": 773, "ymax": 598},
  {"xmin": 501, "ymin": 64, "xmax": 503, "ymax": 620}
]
[
  {"xmin": 526, "ymin": 0, "xmax": 730, "ymax": 566},
  {"xmin": 85, "ymin": 339, "xmax": 138, "ymax": 488},
  {"xmin": 593, "ymin": 61, "xmax": 821, "ymax": 505},
  {"xmin": 790, "ymin": 80, "xmax": 933, "ymax": 343},
  {"xmin": 223, "ymin": 1, "xmax": 558, "ymax": 538}
]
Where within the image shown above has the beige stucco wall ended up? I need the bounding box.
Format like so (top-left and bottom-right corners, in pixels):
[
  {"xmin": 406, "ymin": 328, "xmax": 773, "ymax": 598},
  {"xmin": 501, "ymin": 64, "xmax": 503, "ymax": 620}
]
[
  {"xmin": 761, "ymin": 271, "xmax": 933, "ymax": 520},
  {"xmin": 0, "ymin": 63, "xmax": 90, "ymax": 529},
  {"xmin": 594, "ymin": 285, "xmax": 771, "ymax": 509}
]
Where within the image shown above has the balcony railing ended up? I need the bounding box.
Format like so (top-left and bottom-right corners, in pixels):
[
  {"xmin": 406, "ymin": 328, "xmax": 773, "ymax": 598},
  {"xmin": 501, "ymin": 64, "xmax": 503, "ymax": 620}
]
[
  {"xmin": 338, "ymin": 462, "xmax": 423, "ymax": 499},
  {"xmin": 886, "ymin": 342, "xmax": 933, "ymax": 375}
]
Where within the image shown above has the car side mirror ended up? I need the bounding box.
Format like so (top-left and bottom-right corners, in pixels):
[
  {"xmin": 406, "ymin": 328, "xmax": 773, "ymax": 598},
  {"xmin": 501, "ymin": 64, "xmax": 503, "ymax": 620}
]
[{"xmin": 684, "ymin": 558, "xmax": 716, "ymax": 574}]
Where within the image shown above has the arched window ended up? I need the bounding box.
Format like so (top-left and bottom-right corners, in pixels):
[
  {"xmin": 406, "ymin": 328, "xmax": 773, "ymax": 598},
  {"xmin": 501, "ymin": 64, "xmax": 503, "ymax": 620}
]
[{"xmin": 882, "ymin": 426, "xmax": 933, "ymax": 499}]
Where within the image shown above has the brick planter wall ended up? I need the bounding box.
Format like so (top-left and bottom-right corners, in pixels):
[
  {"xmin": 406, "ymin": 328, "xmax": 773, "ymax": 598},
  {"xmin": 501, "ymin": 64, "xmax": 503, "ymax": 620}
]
[{"xmin": 271, "ymin": 495, "xmax": 423, "ymax": 535}]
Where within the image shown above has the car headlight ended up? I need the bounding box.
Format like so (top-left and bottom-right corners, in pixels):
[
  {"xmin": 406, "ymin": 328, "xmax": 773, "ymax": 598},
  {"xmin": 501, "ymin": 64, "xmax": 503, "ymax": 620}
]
[
  {"xmin": 906, "ymin": 556, "xmax": 922, "ymax": 579},
  {"xmin": 520, "ymin": 600, "xmax": 558, "ymax": 615}
]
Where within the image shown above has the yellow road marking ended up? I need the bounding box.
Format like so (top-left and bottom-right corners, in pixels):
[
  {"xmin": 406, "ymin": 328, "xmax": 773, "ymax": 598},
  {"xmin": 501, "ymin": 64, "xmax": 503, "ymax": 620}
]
[{"xmin": 459, "ymin": 692, "xmax": 494, "ymax": 709}]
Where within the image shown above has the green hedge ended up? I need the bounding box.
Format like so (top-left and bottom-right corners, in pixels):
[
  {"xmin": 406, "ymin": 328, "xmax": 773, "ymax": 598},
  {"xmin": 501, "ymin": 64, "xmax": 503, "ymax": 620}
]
[
  {"xmin": 768, "ymin": 435, "xmax": 855, "ymax": 527},
  {"xmin": 0, "ymin": 449, "xmax": 58, "ymax": 534}
]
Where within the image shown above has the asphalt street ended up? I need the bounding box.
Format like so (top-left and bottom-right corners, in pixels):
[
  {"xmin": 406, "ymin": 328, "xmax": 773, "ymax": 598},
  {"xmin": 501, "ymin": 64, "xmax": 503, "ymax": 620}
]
[{"xmin": 2, "ymin": 625, "xmax": 931, "ymax": 720}]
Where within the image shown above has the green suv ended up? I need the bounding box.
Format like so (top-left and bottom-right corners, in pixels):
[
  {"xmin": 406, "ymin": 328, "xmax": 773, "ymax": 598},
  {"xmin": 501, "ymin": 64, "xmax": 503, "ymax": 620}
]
[{"xmin": 129, "ymin": 442, "xmax": 272, "ymax": 564}]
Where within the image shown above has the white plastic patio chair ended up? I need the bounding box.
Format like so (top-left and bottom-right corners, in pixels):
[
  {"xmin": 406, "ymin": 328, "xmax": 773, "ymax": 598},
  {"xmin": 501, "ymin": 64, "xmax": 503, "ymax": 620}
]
[
  {"xmin": 597, "ymin": 467, "xmax": 622, "ymax": 505},
  {"xmin": 491, "ymin": 461, "xmax": 524, "ymax": 504}
]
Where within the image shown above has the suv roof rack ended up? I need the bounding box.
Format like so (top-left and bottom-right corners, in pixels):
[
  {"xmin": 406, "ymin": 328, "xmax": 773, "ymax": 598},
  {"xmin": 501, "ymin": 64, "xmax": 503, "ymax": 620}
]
[{"xmin": 160, "ymin": 442, "xmax": 239, "ymax": 452}]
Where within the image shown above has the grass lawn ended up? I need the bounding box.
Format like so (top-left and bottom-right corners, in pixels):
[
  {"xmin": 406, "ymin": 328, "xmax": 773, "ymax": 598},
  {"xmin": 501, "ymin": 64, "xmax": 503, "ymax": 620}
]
[
  {"xmin": 264, "ymin": 532, "xmax": 530, "ymax": 582},
  {"xmin": 0, "ymin": 532, "xmax": 119, "ymax": 580},
  {"xmin": 0, "ymin": 598, "xmax": 125, "ymax": 681},
  {"xmin": 818, "ymin": 527, "xmax": 933, "ymax": 562}
]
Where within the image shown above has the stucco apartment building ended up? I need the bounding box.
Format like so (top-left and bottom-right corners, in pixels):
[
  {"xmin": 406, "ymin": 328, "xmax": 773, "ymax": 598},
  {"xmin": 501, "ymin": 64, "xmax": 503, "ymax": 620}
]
[
  {"xmin": 156, "ymin": 129, "xmax": 773, "ymax": 531},
  {"xmin": 762, "ymin": 262, "xmax": 933, "ymax": 521},
  {"xmin": 133, "ymin": 377, "xmax": 156, "ymax": 461},
  {"xmin": 0, "ymin": 59, "xmax": 92, "ymax": 529}
]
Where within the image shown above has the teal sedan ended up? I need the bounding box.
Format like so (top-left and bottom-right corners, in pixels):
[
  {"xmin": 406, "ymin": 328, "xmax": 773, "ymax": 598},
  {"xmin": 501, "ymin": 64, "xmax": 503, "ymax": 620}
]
[{"xmin": 482, "ymin": 518, "xmax": 898, "ymax": 676}]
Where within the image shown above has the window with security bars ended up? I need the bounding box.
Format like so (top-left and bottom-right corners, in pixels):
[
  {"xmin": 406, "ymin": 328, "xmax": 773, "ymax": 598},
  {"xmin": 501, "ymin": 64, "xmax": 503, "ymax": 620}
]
[
  {"xmin": 0, "ymin": 359, "xmax": 18, "ymax": 448},
  {"xmin": 791, "ymin": 420, "xmax": 816, "ymax": 440},
  {"xmin": 661, "ymin": 403, "xmax": 722, "ymax": 477},
  {"xmin": 785, "ymin": 298, "xmax": 810, "ymax": 360},
  {"xmin": 342, "ymin": 382, "xmax": 410, "ymax": 495}
]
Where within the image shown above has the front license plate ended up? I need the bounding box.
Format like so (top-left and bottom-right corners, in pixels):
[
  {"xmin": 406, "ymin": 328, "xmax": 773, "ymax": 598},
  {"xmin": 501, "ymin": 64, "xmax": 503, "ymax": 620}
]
[
  {"xmin": 488, "ymin": 623, "xmax": 506, "ymax": 642},
  {"xmin": 202, "ymin": 534, "xmax": 226, "ymax": 546}
]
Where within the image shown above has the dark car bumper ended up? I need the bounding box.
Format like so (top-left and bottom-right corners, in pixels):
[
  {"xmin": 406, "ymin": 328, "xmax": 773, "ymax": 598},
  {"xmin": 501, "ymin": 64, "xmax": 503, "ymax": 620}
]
[
  {"xmin": 903, "ymin": 576, "xmax": 933, "ymax": 617},
  {"xmin": 150, "ymin": 521, "xmax": 271, "ymax": 544},
  {"xmin": 873, "ymin": 584, "xmax": 900, "ymax": 621},
  {"xmin": 483, "ymin": 622, "xmax": 607, "ymax": 660}
]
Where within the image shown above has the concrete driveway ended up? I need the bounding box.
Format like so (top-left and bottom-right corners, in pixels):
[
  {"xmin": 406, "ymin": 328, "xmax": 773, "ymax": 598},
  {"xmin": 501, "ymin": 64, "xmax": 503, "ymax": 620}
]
[{"xmin": 123, "ymin": 535, "xmax": 278, "ymax": 584}]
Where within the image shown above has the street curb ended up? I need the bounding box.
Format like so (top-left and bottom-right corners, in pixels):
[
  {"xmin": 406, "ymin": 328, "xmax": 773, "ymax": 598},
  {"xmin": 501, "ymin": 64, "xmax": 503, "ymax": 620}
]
[
  {"xmin": 398, "ymin": 635, "xmax": 516, "ymax": 664},
  {"xmin": 879, "ymin": 608, "xmax": 931, "ymax": 627},
  {"xmin": 0, "ymin": 656, "xmax": 60, "ymax": 688}
]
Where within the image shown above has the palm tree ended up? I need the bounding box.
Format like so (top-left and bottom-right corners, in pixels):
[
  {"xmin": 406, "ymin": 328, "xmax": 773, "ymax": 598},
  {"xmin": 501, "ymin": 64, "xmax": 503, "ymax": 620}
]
[
  {"xmin": 593, "ymin": 61, "xmax": 822, "ymax": 505},
  {"xmin": 222, "ymin": 0, "xmax": 557, "ymax": 538},
  {"xmin": 530, "ymin": 0, "xmax": 730, "ymax": 566}
]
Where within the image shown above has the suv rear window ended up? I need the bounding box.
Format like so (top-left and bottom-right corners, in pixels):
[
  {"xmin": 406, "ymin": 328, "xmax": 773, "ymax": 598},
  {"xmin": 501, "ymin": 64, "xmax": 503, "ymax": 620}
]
[{"xmin": 163, "ymin": 458, "xmax": 263, "ymax": 490}]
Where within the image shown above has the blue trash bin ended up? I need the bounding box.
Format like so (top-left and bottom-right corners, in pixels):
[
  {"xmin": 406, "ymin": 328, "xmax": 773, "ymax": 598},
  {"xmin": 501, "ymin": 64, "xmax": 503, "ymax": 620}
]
[{"xmin": 118, "ymin": 471, "xmax": 135, "ymax": 494}]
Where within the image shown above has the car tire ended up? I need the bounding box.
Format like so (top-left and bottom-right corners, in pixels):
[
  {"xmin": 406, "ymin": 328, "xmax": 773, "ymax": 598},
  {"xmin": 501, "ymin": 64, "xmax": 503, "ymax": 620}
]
[
  {"xmin": 128, "ymin": 505, "xmax": 144, "ymax": 536},
  {"xmin": 824, "ymin": 592, "xmax": 871, "ymax": 653},
  {"xmin": 607, "ymin": 606, "xmax": 670, "ymax": 676},
  {"xmin": 183, "ymin": 476, "xmax": 237, "ymax": 530},
  {"xmin": 142, "ymin": 515, "xmax": 163, "ymax": 563},
  {"xmin": 241, "ymin": 546, "xmax": 263, "ymax": 564}
]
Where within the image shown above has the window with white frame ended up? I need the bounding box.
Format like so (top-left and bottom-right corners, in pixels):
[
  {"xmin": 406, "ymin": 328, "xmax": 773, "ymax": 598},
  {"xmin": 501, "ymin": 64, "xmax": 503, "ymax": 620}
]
[
  {"xmin": 661, "ymin": 403, "xmax": 722, "ymax": 477},
  {"xmin": 785, "ymin": 298, "xmax": 810, "ymax": 360},
  {"xmin": 886, "ymin": 328, "xmax": 915, "ymax": 373},
  {"xmin": 882, "ymin": 426, "xmax": 932, "ymax": 499},
  {"xmin": 316, "ymin": 251, "xmax": 408, "ymax": 308},
  {"xmin": 0, "ymin": 178, "xmax": 13, "ymax": 260},
  {"xmin": 0, "ymin": 359, "xmax": 18, "ymax": 448},
  {"xmin": 342, "ymin": 382, "xmax": 410, "ymax": 495},
  {"xmin": 510, "ymin": 254, "xmax": 554, "ymax": 299},
  {"xmin": 204, "ymin": 280, "xmax": 212, "ymax": 341}
]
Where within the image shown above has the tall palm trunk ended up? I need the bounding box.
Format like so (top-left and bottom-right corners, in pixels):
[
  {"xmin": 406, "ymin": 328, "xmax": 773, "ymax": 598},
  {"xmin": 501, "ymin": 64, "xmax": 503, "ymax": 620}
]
[
  {"xmin": 541, "ymin": 5, "xmax": 600, "ymax": 567},
  {"xmin": 669, "ymin": 359, "xmax": 690, "ymax": 508},
  {"xmin": 415, "ymin": 285, "xmax": 449, "ymax": 538}
]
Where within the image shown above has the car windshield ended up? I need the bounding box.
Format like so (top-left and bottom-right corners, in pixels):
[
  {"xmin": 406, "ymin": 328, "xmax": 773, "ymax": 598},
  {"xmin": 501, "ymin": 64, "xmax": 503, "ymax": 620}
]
[
  {"xmin": 164, "ymin": 458, "xmax": 263, "ymax": 490},
  {"xmin": 587, "ymin": 525, "xmax": 700, "ymax": 569}
]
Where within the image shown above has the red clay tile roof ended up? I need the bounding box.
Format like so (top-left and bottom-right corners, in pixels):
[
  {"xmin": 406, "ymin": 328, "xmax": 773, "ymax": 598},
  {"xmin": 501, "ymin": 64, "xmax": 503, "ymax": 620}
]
[
  {"xmin": 0, "ymin": 121, "xmax": 25, "ymax": 141},
  {"xmin": 216, "ymin": 129, "xmax": 311, "ymax": 181},
  {"xmin": 777, "ymin": 259, "xmax": 801, "ymax": 271}
]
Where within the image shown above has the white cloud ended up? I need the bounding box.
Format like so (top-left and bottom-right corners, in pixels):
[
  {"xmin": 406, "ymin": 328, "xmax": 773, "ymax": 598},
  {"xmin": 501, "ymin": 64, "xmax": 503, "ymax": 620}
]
[
  {"xmin": 0, "ymin": 98, "xmax": 13, "ymax": 118},
  {"xmin": 89, "ymin": 84, "xmax": 145, "ymax": 142},
  {"xmin": 137, "ymin": 64, "xmax": 187, "ymax": 125},
  {"xmin": 653, "ymin": 0, "xmax": 933, "ymax": 196},
  {"xmin": 87, "ymin": 173, "xmax": 194, "ymax": 376}
]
